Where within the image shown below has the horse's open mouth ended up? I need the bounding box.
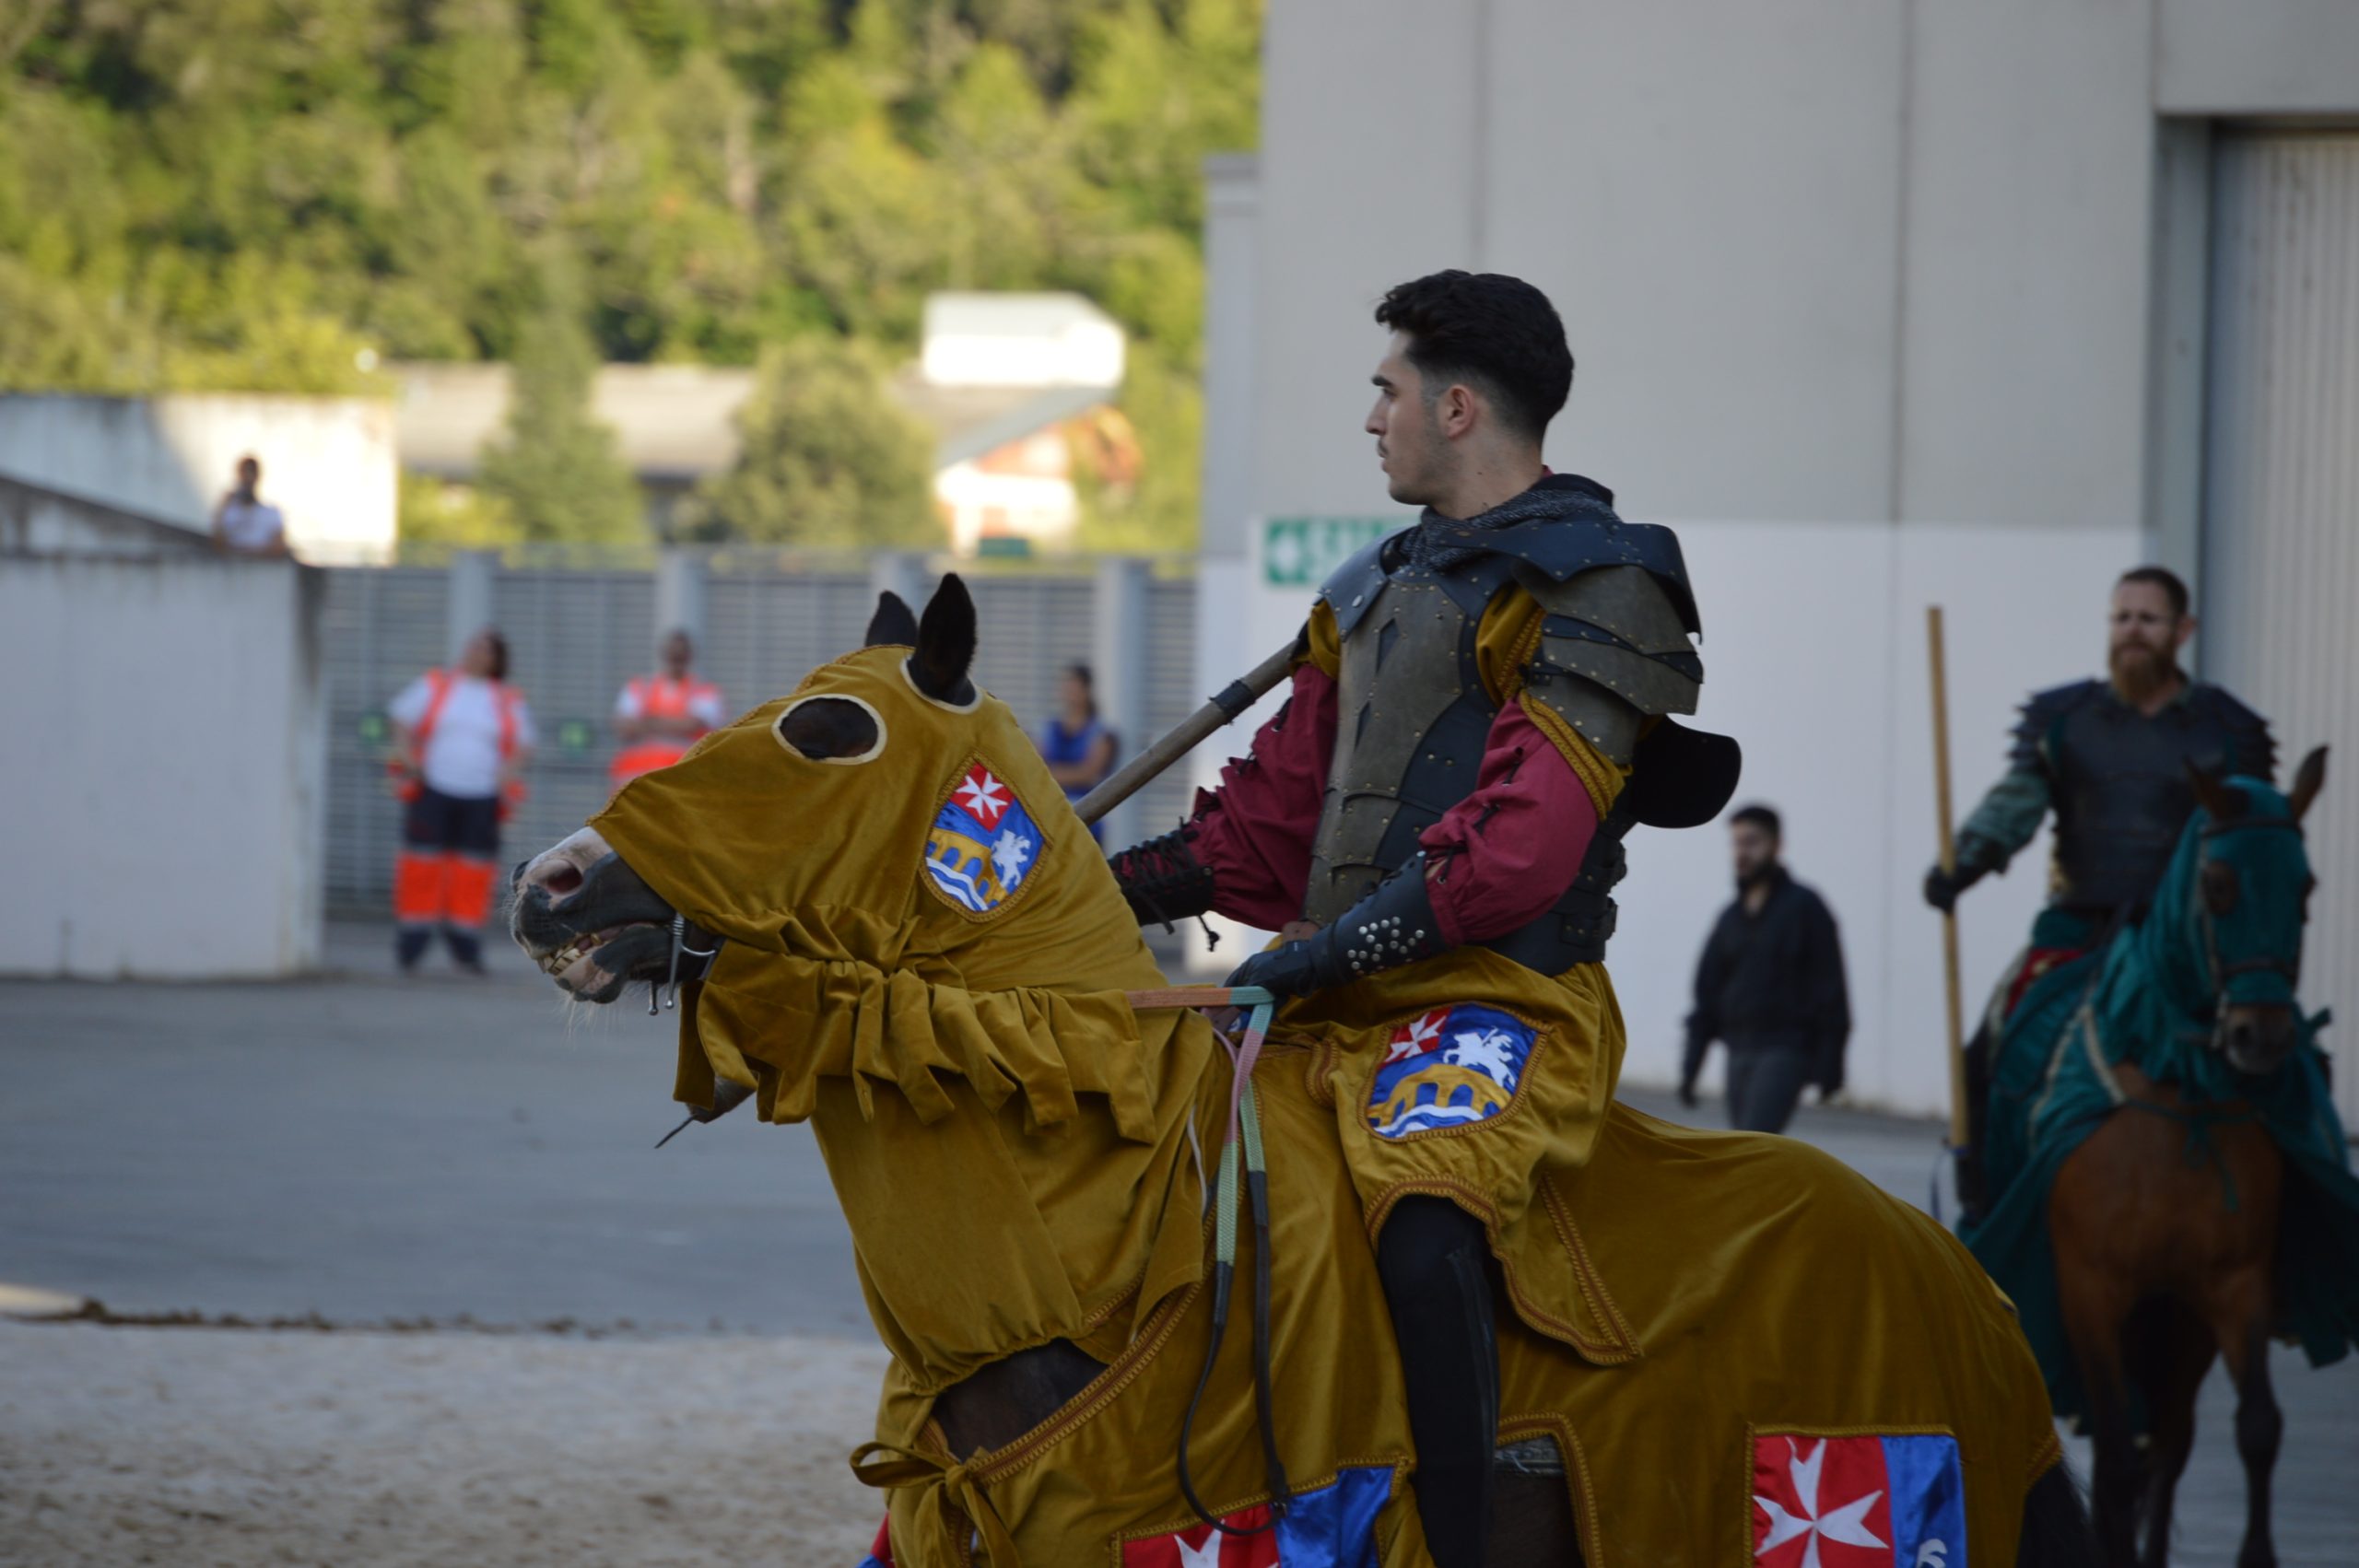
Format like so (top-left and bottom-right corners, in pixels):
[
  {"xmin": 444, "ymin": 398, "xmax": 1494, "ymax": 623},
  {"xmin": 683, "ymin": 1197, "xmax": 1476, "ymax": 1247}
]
[{"xmin": 540, "ymin": 921, "xmax": 667, "ymax": 998}]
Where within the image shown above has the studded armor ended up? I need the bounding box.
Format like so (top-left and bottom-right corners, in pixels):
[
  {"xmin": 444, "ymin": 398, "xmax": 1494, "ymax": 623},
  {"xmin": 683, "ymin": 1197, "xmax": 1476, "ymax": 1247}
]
[
  {"xmin": 1299, "ymin": 488, "xmax": 1707, "ymax": 971},
  {"xmin": 2018, "ymin": 678, "xmax": 2275, "ymax": 914}
]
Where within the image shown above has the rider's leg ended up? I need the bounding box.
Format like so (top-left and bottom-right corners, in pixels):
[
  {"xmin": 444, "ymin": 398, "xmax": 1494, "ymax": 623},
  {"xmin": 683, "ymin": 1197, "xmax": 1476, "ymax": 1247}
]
[
  {"xmin": 1956, "ymin": 1017, "xmax": 1993, "ymax": 1223},
  {"xmin": 1376, "ymin": 1196, "xmax": 1498, "ymax": 1568}
]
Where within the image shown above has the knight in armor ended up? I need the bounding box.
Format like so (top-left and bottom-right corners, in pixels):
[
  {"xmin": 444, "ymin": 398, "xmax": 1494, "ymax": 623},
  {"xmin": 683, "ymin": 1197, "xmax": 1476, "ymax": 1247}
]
[
  {"xmin": 1109, "ymin": 272, "xmax": 1731, "ymax": 1568},
  {"xmin": 1922, "ymin": 566, "xmax": 2274, "ymax": 1220}
]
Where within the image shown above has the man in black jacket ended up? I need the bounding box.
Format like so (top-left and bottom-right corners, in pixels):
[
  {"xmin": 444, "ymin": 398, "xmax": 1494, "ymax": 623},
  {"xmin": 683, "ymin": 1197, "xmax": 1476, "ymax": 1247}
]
[{"xmin": 1682, "ymin": 804, "xmax": 1851, "ymax": 1133}]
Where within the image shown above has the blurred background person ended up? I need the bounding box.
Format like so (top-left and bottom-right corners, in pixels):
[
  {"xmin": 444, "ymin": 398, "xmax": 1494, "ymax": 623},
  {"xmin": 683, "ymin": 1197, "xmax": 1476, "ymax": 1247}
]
[
  {"xmin": 1036, "ymin": 661, "xmax": 1118, "ymax": 841},
  {"xmin": 387, "ymin": 628, "xmax": 534, "ymax": 975},
  {"xmin": 208, "ymin": 454, "xmax": 287, "ymax": 557},
  {"xmin": 1681, "ymin": 803, "xmax": 1851, "ymax": 1134},
  {"xmin": 610, "ymin": 628, "xmax": 724, "ymax": 792}
]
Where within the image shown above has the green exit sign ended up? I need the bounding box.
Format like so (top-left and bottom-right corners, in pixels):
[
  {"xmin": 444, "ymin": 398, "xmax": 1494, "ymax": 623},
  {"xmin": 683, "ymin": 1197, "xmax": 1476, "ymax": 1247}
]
[{"xmin": 1262, "ymin": 517, "xmax": 1396, "ymax": 588}]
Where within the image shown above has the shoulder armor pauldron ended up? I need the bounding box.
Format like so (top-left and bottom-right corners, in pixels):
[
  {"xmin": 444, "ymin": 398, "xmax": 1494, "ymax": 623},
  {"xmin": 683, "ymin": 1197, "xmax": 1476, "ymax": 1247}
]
[
  {"xmin": 1316, "ymin": 530, "xmax": 1409, "ymax": 637},
  {"xmin": 2188, "ymin": 684, "xmax": 2278, "ymax": 785},
  {"xmin": 1519, "ymin": 564, "xmax": 1703, "ymax": 766},
  {"xmin": 1418, "ymin": 514, "xmax": 1702, "ymax": 635},
  {"xmin": 2011, "ymin": 680, "xmax": 2104, "ymax": 771}
]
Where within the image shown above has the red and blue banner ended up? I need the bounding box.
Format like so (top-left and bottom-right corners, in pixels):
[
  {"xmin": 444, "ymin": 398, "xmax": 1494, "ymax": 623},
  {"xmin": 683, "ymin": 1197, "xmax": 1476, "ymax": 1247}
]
[
  {"xmin": 1751, "ymin": 1433, "xmax": 1966, "ymax": 1568},
  {"xmin": 1121, "ymin": 1466, "xmax": 1393, "ymax": 1567}
]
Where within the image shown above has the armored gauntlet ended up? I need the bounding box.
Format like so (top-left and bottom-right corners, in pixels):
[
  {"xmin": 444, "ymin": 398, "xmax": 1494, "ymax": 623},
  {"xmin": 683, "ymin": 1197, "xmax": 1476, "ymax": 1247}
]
[{"xmin": 1225, "ymin": 854, "xmax": 1449, "ymax": 1000}]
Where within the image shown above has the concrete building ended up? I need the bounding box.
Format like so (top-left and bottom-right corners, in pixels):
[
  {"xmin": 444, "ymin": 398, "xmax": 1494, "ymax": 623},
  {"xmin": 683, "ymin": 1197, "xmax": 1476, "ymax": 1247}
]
[
  {"xmin": 1197, "ymin": 2, "xmax": 2359, "ymax": 1125},
  {"xmin": 393, "ymin": 292, "xmax": 1126, "ymax": 553},
  {"xmin": 0, "ymin": 555, "xmax": 327, "ymax": 977},
  {"xmin": 0, "ymin": 393, "xmax": 399, "ymax": 561}
]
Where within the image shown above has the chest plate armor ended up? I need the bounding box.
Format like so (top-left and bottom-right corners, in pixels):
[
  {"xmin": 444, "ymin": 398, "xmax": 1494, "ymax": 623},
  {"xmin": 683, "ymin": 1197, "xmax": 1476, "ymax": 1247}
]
[
  {"xmin": 1305, "ymin": 556, "xmax": 1516, "ymax": 924},
  {"xmin": 2030, "ymin": 682, "xmax": 2274, "ymax": 912},
  {"xmin": 1301, "ymin": 501, "xmax": 1707, "ymax": 971}
]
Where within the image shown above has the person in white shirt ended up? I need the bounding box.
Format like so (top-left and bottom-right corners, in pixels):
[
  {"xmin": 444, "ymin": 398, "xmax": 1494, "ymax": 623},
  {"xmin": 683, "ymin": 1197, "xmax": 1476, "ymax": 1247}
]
[
  {"xmin": 387, "ymin": 628, "xmax": 536, "ymax": 973},
  {"xmin": 210, "ymin": 455, "xmax": 288, "ymax": 556}
]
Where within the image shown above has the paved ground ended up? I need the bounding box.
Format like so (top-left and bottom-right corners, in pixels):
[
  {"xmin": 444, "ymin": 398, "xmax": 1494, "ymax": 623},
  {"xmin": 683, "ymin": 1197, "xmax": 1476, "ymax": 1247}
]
[{"xmin": 3, "ymin": 920, "xmax": 2353, "ymax": 1563}]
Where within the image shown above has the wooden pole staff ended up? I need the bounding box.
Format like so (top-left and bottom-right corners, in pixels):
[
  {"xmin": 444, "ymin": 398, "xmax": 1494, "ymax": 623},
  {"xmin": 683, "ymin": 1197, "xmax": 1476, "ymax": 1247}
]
[
  {"xmin": 1927, "ymin": 605, "xmax": 1971, "ymax": 1151},
  {"xmin": 1074, "ymin": 639, "xmax": 1300, "ymax": 826}
]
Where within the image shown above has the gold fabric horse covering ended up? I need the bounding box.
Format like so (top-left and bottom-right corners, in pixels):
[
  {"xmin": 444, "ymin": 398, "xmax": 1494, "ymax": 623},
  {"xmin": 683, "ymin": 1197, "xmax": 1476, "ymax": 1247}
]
[{"xmin": 593, "ymin": 645, "xmax": 2060, "ymax": 1564}]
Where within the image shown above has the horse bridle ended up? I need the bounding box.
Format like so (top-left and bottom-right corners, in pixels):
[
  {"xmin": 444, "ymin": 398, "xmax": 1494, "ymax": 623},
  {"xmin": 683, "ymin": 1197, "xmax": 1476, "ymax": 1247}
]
[
  {"xmin": 650, "ymin": 912, "xmax": 722, "ymax": 1015},
  {"xmin": 2191, "ymin": 814, "xmax": 2306, "ymax": 1034}
]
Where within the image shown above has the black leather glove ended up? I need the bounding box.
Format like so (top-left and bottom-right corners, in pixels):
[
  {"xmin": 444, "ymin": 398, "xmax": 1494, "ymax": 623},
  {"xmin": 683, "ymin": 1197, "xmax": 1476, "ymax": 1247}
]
[
  {"xmin": 1109, "ymin": 822, "xmax": 1216, "ymax": 930},
  {"xmin": 1224, "ymin": 858, "xmax": 1447, "ymax": 1000},
  {"xmin": 1922, "ymin": 860, "xmax": 1982, "ymax": 913}
]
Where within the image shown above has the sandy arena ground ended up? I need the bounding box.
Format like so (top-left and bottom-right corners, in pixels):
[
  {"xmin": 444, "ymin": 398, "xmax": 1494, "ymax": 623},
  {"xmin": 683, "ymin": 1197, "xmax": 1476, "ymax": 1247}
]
[{"xmin": 0, "ymin": 1320, "xmax": 888, "ymax": 1568}]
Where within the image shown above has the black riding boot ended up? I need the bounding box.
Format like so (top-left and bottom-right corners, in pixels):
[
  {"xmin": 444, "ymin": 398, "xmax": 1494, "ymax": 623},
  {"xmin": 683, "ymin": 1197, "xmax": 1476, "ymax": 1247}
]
[
  {"xmin": 1376, "ymin": 1197, "xmax": 1498, "ymax": 1568},
  {"xmin": 1955, "ymin": 1021, "xmax": 1993, "ymax": 1226}
]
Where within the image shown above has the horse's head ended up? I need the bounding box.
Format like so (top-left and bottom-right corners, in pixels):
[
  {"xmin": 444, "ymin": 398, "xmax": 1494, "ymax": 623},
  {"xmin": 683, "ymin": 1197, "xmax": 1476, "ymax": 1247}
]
[
  {"xmin": 510, "ymin": 575, "xmax": 1152, "ymax": 1002},
  {"xmin": 2181, "ymin": 747, "xmax": 2328, "ymax": 1075}
]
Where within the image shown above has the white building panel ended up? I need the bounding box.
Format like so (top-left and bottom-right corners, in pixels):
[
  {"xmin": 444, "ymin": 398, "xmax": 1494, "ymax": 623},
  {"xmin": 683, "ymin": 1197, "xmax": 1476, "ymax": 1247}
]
[{"xmin": 2201, "ymin": 130, "xmax": 2359, "ymax": 1131}]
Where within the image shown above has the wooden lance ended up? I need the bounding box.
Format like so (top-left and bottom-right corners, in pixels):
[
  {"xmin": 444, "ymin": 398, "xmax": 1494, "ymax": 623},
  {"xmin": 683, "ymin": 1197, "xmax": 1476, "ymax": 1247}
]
[
  {"xmin": 1072, "ymin": 638, "xmax": 1302, "ymax": 826},
  {"xmin": 1927, "ymin": 605, "xmax": 1971, "ymax": 1151}
]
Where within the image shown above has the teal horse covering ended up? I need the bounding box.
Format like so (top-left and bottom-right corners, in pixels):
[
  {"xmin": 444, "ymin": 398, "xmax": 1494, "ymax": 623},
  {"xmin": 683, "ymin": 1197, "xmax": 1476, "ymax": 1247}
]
[{"xmin": 1962, "ymin": 780, "xmax": 2359, "ymax": 1427}]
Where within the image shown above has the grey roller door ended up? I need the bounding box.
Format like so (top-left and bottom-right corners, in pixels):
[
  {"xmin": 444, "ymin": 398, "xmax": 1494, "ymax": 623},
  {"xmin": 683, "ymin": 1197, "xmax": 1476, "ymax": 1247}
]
[{"xmin": 2201, "ymin": 130, "xmax": 2359, "ymax": 1132}]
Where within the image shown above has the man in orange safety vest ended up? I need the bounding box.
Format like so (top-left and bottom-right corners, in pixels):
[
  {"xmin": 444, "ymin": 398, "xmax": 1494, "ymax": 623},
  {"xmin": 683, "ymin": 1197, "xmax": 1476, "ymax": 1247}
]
[{"xmin": 609, "ymin": 628, "xmax": 725, "ymax": 791}]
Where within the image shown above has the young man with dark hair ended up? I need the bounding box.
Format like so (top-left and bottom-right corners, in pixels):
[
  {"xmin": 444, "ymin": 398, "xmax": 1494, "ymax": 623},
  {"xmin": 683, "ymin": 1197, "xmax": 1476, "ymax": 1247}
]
[
  {"xmin": 1682, "ymin": 803, "xmax": 1851, "ymax": 1134},
  {"xmin": 1109, "ymin": 270, "xmax": 1730, "ymax": 1567},
  {"xmin": 1925, "ymin": 566, "xmax": 2274, "ymax": 1218}
]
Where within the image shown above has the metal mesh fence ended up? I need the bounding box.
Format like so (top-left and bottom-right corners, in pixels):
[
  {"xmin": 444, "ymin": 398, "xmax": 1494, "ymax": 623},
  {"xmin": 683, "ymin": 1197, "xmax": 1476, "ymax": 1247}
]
[{"xmin": 321, "ymin": 560, "xmax": 1197, "ymax": 914}]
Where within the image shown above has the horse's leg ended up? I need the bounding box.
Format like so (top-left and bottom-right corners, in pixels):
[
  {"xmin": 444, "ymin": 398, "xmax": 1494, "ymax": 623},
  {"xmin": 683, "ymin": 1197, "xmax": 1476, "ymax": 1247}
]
[
  {"xmin": 2208, "ymin": 1277, "xmax": 2283, "ymax": 1568},
  {"xmin": 2059, "ymin": 1269, "xmax": 2141, "ymax": 1568},
  {"xmin": 2129, "ymin": 1300, "xmax": 2213, "ymax": 1568}
]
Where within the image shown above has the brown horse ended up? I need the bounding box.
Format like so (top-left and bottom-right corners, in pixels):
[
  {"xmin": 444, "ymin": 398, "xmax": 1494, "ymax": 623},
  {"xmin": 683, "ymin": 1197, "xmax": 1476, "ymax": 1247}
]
[
  {"xmin": 2035, "ymin": 756, "xmax": 2331, "ymax": 1568},
  {"xmin": 511, "ymin": 578, "xmax": 2094, "ymax": 1565}
]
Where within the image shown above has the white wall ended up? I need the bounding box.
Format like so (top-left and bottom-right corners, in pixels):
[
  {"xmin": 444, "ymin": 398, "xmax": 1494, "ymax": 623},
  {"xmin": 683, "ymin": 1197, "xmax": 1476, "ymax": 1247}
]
[
  {"xmin": 0, "ymin": 394, "xmax": 397, "ymax": 562},
  {"xmin": 0, "ymin": 557, "xmax": 327, "ymax": 978},
  {"xmin": 1218, "ymin": 0, "xmax": 2359, "ymax": 1115}
]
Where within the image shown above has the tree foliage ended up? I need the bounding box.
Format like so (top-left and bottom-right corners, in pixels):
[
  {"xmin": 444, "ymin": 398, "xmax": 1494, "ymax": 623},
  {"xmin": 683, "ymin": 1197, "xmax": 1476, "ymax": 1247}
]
[
  {"xmin": 476, "ymin": 298, "xmax": 643, "ymax": 543},
  {"xmin": 683, "ymin": 335, "xmax": 937, "ymax": 547},
  {"xmin": 2, "ymin": 0, "xmax": 1262, "ymax": 546}
]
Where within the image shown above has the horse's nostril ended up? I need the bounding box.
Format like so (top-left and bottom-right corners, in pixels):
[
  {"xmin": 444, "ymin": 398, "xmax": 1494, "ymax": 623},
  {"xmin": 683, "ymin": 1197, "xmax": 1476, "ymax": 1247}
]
[{"xmin": 539, "ymin": 863, "xmax": 584, "ymax": 897}]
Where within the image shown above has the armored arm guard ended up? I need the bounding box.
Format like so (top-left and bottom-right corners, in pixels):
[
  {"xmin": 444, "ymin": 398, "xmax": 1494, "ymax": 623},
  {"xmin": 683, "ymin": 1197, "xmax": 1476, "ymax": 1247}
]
[
  {"xmin": 1108, "ymin": 822, "xmax": 1216, "ymax": 930},
  {"xmin": 1224, "ymin": 855, "xmax": 1446, "ymax": 1000},
  {"xmin": 1515, "ymin": 564, "xmax": 1703, "ymax": 766}
]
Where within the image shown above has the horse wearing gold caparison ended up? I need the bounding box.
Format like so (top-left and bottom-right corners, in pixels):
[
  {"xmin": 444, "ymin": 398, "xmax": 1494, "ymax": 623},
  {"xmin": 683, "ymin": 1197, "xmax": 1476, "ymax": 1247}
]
[{"xmin": 511, "ymin": 577, "xmax": 2086, "ymax": 1567}]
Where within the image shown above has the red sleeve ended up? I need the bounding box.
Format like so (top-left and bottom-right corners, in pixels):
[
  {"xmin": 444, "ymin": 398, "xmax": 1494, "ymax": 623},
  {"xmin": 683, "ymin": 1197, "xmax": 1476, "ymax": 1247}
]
[
  {"xmin": 1416, "ymin": 700, "xmax": 1600, "ymax": 944},
  {"xmin": 1187, "ymin": 661, "xmax": 1338, "ymax": 930}
]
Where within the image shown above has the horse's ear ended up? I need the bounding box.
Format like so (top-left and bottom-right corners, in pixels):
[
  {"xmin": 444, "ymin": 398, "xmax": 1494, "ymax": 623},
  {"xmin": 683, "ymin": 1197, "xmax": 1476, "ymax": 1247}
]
[
  {"xmin": 2288, "ymin": 745, "xmax": 2329, "ymax": 824},
  {"xmin": 865, "ymin": 591, "xmax": 918, "ymax": 648},
  {"xmin": 2186, "ymin": 760, "xmax": 2245, "ymax": 823},
  {"xmin": 909, "ymin": 573, "xmax": 978, "ymax": 707}
]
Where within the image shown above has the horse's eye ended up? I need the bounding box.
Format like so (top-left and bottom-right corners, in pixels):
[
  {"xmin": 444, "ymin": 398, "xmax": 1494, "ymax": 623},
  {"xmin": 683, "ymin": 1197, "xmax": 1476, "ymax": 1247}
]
[
  {"xmin": 2201, "ymin": 860, "xmax": 2240, "ymax": 917},
  {"xmin": 774, "ymin": 696, "xmax": 886, "ymax": 764}
]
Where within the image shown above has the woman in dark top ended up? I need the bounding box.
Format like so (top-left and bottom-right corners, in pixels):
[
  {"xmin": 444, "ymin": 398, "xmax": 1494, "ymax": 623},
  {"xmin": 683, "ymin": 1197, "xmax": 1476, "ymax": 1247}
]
[{"xmin": 1037, "ymin": 663, "xmax": 1117, "ymax": 842}]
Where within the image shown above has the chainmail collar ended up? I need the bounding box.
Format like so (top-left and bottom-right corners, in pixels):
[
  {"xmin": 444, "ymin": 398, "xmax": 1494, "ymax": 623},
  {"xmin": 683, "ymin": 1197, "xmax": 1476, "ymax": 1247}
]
[{"xmin": 1396, "ymin": 473, "xmax": 1620, "ymax": 572}]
